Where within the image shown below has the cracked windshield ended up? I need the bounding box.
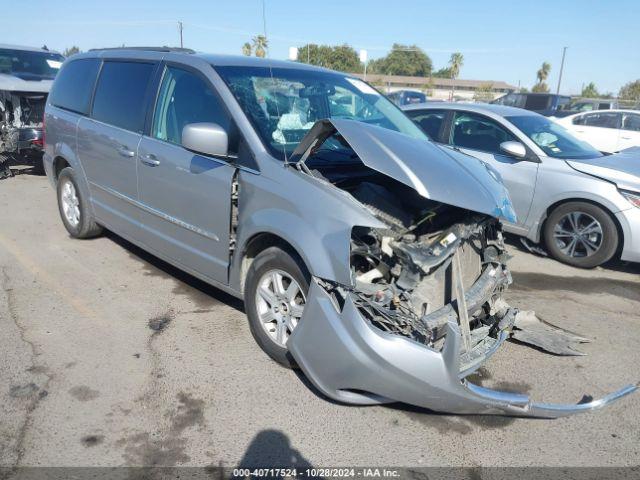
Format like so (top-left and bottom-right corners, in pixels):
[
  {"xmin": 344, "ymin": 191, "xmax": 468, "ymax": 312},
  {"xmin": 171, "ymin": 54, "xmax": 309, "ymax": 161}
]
[{"xmin": 216, "ymin": 66, "xmax": 426, "ymax": 160}]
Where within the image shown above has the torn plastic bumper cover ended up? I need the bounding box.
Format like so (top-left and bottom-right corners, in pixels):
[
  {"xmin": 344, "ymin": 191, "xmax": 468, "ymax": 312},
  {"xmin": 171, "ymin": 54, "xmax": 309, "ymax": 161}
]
[{"xmin": 289, "ymin": 280, "xmax": 637, "ymax": 418}]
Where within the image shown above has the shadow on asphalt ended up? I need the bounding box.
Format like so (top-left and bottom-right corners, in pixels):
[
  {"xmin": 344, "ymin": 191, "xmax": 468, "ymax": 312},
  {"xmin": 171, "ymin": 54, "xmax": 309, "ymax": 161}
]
[
  {"xmin": 504, "ymin": 234, "xmax": 640, "ymax": 275},
  {"xmin": 103, "ymin": 230, "xmax": 245, "ymax": 313},
  {"xmin": 235, "ymin": 429, "xmax": 315, "ymax": 472}
]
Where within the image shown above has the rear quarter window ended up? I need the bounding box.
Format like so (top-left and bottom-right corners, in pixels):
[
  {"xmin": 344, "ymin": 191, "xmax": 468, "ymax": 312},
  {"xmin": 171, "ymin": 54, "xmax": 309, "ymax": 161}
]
[
  {"xmin": 91, "ymin": 61, "xmax": 156, "ymax": 133},
  {"xmin": 48, "ymin": 59, "xmax": 101, "ymax": 115}
]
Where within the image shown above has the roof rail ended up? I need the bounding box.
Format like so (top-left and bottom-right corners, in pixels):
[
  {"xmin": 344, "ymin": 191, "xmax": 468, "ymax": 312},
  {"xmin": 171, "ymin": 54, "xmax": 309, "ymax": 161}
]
[{"xmin": 89, "ymin": 46, "xmax": 196, "ymax": 54}]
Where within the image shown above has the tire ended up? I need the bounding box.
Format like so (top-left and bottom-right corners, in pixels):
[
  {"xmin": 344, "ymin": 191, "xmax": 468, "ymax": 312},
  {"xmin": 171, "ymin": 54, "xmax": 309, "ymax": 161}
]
[
  {"xmin": 56, "ymin": 167, "xmax": 103, "ymax": 239},
  {"xmin": 543, "ymin": 201, "xmax": 618, "ymax": 268},
  {"xmin": 244, "ymin": 246, "xmax": 310, "ymax": 368}
]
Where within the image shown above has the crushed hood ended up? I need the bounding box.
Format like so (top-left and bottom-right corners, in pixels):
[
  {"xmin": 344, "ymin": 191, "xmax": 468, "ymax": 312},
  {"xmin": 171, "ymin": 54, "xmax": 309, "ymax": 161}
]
[
  {"xmin": 0, "ymin": 73, "xmax": 53, "ymax": 93},
  {"xmin": 567, "ymin": 147, "xmax": 640, "ymax": 192},
  {"xmin": 291, "ymin": 119, "xmax": 516, "ymax": 222}
]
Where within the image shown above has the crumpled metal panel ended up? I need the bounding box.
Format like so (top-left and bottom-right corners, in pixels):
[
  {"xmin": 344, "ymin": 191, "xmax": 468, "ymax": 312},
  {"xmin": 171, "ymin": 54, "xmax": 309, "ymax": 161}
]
[
  {"xmin": 567, "ymin": 146, "xmax": 640, "ymax": 193},
  {"xmin": 289, "ymin": 280, "xmax": 637, "ymax": 417},
  {"xmin": 291, "ymin": 119, "xmax": 517, "ymax": 223}
]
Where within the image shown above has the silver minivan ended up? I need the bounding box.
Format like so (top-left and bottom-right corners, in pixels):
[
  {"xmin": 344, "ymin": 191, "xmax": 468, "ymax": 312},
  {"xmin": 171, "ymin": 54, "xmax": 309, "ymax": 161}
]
[{"xmin": 43, "ymin": 48, "xmax": 635, "ymax": 417}]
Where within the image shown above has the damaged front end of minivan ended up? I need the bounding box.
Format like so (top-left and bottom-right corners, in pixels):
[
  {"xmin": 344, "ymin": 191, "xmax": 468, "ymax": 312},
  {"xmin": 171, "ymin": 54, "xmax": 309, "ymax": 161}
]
[
  {"xmin": 0, "ymin": 90, "xmax": 47, "ymax": 177},
  {"xmin": 285, "ymin": 119, "xmax": 637, "ymax": 417}
]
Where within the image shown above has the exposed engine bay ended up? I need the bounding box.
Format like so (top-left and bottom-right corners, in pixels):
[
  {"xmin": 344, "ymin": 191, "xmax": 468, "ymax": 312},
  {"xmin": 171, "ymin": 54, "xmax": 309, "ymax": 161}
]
[
  {"xmin": 0, "ymin": 91, "xmax": 46, "ymax": 178},
  {"xmin": 306, "ymin": 156, "xmax": 518, "ymax": 370}
]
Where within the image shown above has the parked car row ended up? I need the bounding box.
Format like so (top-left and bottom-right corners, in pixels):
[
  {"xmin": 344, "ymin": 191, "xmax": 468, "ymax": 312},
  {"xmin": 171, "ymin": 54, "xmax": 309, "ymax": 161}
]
[
  {"xmin": 4, "ymin": 42, "xmax": 638, "ymax": 272},
  {"xmin": 43, "ymin": 48, "xmax": 636, "ymax": 417},
  {"xmin": 491, "ymin": 91, "xmax": 639, "ymax": 119}
]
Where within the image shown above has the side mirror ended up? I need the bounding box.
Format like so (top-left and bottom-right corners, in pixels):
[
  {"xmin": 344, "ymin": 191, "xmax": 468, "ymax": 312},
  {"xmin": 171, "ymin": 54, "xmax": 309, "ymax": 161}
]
[
  {"xmin": 182, "ymin": 123, "xmax": 228, "ymax": 157},
  {"xmin": 499, "ymin": 141, "xmax": 527, "ymax": 159}
]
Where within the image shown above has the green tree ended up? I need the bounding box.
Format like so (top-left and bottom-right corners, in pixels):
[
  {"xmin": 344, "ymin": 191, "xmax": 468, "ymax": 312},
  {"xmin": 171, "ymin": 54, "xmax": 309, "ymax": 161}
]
[
  {"xmin": 296, "ymin": 44, "xmax": 331, "ymax": 66},
  {"xmin": 422, "ymin": 78, "xmax": 435, "ymax": 97},
  {"xmin": 448, "ymin": 52, "xmax": 464, "ymax": 99},
  {"xmin": 531, "ymin": 82, "xmax": 549, "ymax": 93},
  {"xmin": 473, "ymin": 83, "xmax": 495, "ymax": 102},
  {"xmin": 370, "ymin": 44, "xmax": 432, "ymax": 77},
  {"xmin": 519, "ymin": 87, "xmax": 529, "ymax": 93},
  {"xmin": 619, "ymin": 79, "xmax": 640, "ymax": 102},
  {"xmin": 432, "ymin": 67, "xmax": 452, "ymax": 78},
  {"xmin": 252, "ymin": 35, "xmax": 268, "ymax": 58},
  {"xmin": 533, "ymin": 62, "xmax": 551, "ymax": 92},
  {"xmin": 580, "ymin": 82, "xmax": 599, "ymax": 98},
  {"xmin": 63, "ymin": 46, "xmax": 81, "ymax": 57},
  {"xmin": 296, "ymin": 44, "xmax": 361, "ymax": 72},
  {"xmin": 242, "ymin": 42, "xmax": 252, "ymax": 56},
  {"xmin": 326, "ymin": 44, "xmax": 361, "ymax": 72}
]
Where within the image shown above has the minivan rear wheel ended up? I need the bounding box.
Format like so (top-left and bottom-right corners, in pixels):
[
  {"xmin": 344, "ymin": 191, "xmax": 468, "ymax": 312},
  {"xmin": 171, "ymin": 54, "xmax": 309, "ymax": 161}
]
[
  {"xmin": 244, "ymin": 247, "xmax": 310, "ymax": 368},
  {"xmin": 543, "ymin": 201, "xmax": 618, "ymax": 268},
  {"xmin": 57, "ymin": 167, "xmax": 103, "ymax": 239}
]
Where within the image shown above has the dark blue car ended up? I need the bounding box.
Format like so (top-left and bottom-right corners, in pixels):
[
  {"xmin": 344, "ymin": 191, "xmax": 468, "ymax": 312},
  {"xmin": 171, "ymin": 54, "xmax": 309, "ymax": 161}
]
[{"xmin": 491, "ymin": 92, "xmax": 571, "ymax": 117}]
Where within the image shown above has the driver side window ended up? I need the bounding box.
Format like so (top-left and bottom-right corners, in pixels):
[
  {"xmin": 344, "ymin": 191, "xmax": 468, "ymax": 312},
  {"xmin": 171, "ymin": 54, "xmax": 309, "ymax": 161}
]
[
  {"xmin": 153, "ymin": 66, "xmax": 235, "ymax": 151},
  {"xmin": 450, "ymin": 112, "xmax": 516, "ymax": 155}
]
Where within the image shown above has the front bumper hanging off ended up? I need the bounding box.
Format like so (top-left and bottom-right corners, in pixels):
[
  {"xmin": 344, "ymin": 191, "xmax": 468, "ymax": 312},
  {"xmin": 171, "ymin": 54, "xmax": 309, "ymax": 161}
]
[{"xmin": 288, "ymin": 281, "xmax": 637, "ymax": 418}]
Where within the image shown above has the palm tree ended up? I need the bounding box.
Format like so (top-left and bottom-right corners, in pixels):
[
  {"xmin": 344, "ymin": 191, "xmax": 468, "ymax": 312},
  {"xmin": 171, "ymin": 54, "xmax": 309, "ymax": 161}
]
[
  {"xmin": 252, "ymin": 35, "xmax": 268, "ymax": 58},
  {"xmin": 536, "ymin": 62, "xmax": 551, "ymax": 84},
  {"xmin": 448, "ymin": 52, "xmax": 464, "ymax": 100},
  {"xmin": 242, "ymin": 42, "xmax": 252, "ymax": 56},
  {"xmin": 533, "ymin": 62, "xmax": 551, "ymax": 93}
]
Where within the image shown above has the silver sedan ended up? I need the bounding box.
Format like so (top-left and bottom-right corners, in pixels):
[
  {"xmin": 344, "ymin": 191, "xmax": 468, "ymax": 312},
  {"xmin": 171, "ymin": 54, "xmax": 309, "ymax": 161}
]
[{"xmin": 403, "ymin": 102, "xmax": 640, "ymax": 268}]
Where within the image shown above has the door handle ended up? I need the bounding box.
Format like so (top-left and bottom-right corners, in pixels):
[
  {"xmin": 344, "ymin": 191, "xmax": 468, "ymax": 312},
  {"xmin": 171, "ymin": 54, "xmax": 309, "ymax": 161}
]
[
  {"xmin": 621, "ymin": 136, "xmax": 631, "ymax": 140},
  {"xmin": 139, "ymin": 153, "xmax": 160, "ymax": 167},
  {"xmin": 117, "ymin": 145, "xmax": 135, "ymax": 158}
]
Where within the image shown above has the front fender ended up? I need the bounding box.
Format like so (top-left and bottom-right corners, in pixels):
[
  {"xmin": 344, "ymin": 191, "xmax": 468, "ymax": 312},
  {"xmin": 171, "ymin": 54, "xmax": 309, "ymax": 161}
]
[{"xmin": 230, "ymin": 168, "xmax": 385, "ymax": 290}]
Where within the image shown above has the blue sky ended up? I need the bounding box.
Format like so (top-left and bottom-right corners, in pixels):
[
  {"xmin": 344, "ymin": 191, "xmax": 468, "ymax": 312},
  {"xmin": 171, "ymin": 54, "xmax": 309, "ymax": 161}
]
[{"xmin": 5, "ymin": 0, "xmax": 638, "ymax": 94}]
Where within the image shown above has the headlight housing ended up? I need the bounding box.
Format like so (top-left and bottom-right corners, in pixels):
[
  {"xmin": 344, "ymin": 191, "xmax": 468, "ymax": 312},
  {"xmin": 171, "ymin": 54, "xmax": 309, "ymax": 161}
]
[{"xmin": 620, "ymin": 190, "xmax": 640, "ymax": 208}]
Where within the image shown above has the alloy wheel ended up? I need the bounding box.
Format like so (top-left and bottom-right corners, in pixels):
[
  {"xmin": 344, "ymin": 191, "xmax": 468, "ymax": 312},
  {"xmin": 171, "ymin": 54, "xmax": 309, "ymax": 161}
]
[
  {"xmin": 254, "ymin": 269, "xmax": 306, "ymax": 347},
  {"xmin": 61, "ymin": 179, "xmax": 80, "ymax": 227},
  {"xmin": 553, "ymin": 211, "xmax": 603, "ymax": 258}
]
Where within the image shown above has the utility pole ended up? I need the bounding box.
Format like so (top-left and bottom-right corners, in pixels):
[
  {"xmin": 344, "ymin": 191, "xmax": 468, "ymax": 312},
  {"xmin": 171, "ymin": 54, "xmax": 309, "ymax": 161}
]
[
  {"xmin": 556, "ymin": 46, "xmax": 567, "ymax": 95},
  {"xmin": 178, "ymin": 21, "xmax": 184, "ymax": 48},
  {"xmin": 360, "ymin": 50, "xmax": 368, "ymax": 81}
]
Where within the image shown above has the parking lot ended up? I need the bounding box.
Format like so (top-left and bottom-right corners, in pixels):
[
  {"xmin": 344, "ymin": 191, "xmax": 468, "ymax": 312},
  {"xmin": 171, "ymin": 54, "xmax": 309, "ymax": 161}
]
[{"xmin": 1, "ymin": 172, "xmax": 639, "ymax": 468}]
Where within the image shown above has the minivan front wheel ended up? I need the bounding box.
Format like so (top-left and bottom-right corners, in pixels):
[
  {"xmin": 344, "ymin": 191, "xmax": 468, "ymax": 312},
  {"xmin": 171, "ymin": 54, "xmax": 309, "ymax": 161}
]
[
  {"xmin": 543, "ymin": 202, "xmax": 618, "ymax": 268},
  {"xmin": 56, "ymin": 167, "xmax": 103, "ymax": 239},
  {"xmin": 245, "ymin": 247, "xmax": 310, "ymax": 368}
]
